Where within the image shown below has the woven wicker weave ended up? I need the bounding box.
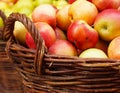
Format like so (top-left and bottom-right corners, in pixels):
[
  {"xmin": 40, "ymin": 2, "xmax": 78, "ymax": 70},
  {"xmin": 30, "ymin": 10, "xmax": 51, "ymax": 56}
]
[
  {"xmin": 0, "ymin": 10, "xmax": 23, "ymax": 93},
  {"xmin": 4, "ymin": 13, "xmax": 120, "ymax": 93}
]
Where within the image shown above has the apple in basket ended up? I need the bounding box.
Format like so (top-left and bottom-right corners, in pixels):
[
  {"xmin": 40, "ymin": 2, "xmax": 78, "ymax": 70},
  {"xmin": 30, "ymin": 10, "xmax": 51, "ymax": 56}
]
[
  {"xmin": 92, "ymin": 0, "xmax": 120, "ymax": 11},
  {"xmin": 14, "ymin": 21, "xmax": 28, "ymax": 46},
  {"xmin": 94, "ymin": 9, "xmax": 120, "ymax": 41},
  {"xmin": 79, "ymin": 48, "xmax": 108, "ymax": 58},
  {"xmin": 108, "ymin": 36, "xmax": 120, "ymax": 59},
  {"xmin": 94, "ymin": 39, "xmax": 108, "ymax": 54},
  {"xmin": 48, "ymin": 40, "xmax": 77, "ymax": 56},
  {"xmin": 26, "ymin": 22, "xmax": 56, "ymax": 49},
  {"xmin": 68, "ymin": 0, "xmax": 76, "ymax": 4},
  {"xmin": 68, "ymin": 0, "xmax": 98, "ymax": 25},
  {"xmin": 0, "ymin": 17, "xmax": 4, "ymax": 28},
  {"xmin": 56, "ymin": 4, "xmax": 71, "ymax": 31},
  {"xmin": 32, "ymin": 4, "xmax": 57, "ymax": 28},
  {"xmin": 67, "ymin": 20, "xmax": 99, "ymax": 51},
  {"xmin": 54, "ymin": 27, "xmax": 67, "ymax": 40}
]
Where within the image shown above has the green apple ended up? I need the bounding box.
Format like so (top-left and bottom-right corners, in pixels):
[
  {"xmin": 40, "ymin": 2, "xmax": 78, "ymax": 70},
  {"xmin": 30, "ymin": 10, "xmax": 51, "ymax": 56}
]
[
  {"xmin": 0, "ymin": 1, "xmax": 12, "ymax": 16},
  {"xmin": 13, "ymin": 21, "xmax": 28, "ymax": 45},
  {"xmin": 0, "ymin": 1, "xmax": 10, "ymax": 11},
  {"xmin": 12, "ymin": 0, "xmax": 34, "ymax": 16},
  {"xmin": 79, "ymin": 48, "xmax": 108, "ymax": 58},
  {"xmin": 33, "ymin": 0, "xmax": 52, "ymax": 7},
  {"xmin": 52, "ymin": 0, "xmax": 68, "ymax": 10}
]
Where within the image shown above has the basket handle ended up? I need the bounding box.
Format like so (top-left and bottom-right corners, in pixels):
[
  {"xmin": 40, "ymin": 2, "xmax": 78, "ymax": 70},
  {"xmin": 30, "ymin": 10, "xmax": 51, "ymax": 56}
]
[
  {"xmin": 0, "ymin": 10, "xmax": 7, "ymax": 39},
  {"xmin": 3, "ymin": 13, "xmax": 46, "ymax": 75}
]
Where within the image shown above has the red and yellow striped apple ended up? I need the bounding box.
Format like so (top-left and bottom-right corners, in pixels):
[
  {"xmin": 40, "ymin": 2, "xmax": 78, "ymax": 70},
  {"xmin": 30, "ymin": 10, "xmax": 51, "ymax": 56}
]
[
  {"xmin": 94, "ymin": 9, "xmax": 120, "ymax": 41},
  {"xmin": 68, "ymin": 0, "xmax": 98, "ymax": 25},
  {"xmin": 67, "ymin": 20, "xmax": 99, "ymax": 50},
  {"xmin": 48, "ymin": 40, "xmax": 77, "ymax": 56},
  {"xmin": 56, "ymin": 4, "xmax": 71, "ymax": 31},
  {"xmin": 32, "ymin": 4, "xmax": 57, "ymax": 28},
  {"xmin": 92, "ymin": 0, "xmax": 120, "ymax": 11},
  {"xmin": 26, "ymin": 22, "xmax": 56, "ymax": 49},
  {"xmin": 54, "ymin": 27, "xmax": 67, "ymax": 40}
]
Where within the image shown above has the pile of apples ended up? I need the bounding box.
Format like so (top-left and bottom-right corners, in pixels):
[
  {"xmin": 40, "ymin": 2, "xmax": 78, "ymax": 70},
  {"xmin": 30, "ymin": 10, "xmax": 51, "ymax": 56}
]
[
  {"xmin": 0, "ymin": 0, "xmax": 68, "ymax": 27},
  {"xmin": 11, "ymin": 0, "xmax": 120, "ymax": 59}
]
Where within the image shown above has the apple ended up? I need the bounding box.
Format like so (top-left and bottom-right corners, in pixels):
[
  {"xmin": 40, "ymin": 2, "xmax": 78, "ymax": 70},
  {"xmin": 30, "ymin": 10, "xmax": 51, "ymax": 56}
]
[
  {"xmin": 54, "ymin": 27, "xmax": 67, "ymax": 40},
  {"xmin": 33, "ymin": 0, "xmax": 52, "ymax": 7},
  {"xmin": 94, "ymin": 9, "xmax": 120, "ymax": 41},
  {"xmin": 52, "ymin": 0, "xmax": 68, "ymax": 10},
  {"xmin": 0, "ymin": 1, "xmax": 12, "ymax": 16},
  {"xmin": 48, "ymin": 40, "xmax": 77, "ymax": 56},
  {"xmin": 68, "ymin": 0, "xmax": 98, "ymax": 25},
  {"xmin": 118, "ymin": 6, "xmax": 120, "ymax": 11},
  {"xmin": 0, "ymin": 18, "xmax": 4, "ymax": 28},
  {"xmin": 13, "ymin": 21, "xmax": 28, "ymax": 45},
  {"xmin": 67, "ymin": 20, "xmax": 98, "ymax": 50},
  {"xmin": 12, "ymin": 0, "xmax": 34, "ymax": 17},
  {"xmin": 1, "ymin": 0, "xmax": 18, "ymax": 4},
  {"xmin": 94, "ymin": 39, "xmax": 108, "ymax": 54},
  {"xmin": 92, "ymin": 0, "xmax": 120, "ymax": 11},
  {"xmin": 26, "ymin": 22, "xmax": 56, "ymax": 49},
  {"xmin": 56, "ymin": 4, "xmax": 71, "ymax": 31},
  {"xmin": 87, "ymin": 0, "xmax": 92, "ymax": 2},
  {"xmin": 32, "ymin": 4, "xmax": 57, "ymax": 28},
  {"xmin": 68, "ymin": 0, "xmax": 76, "ymax": 4},
  {"xmin": 79, "ymin": 48, "xmax": 108, "ymax": 58},
  {"xmin": 108, "ymin": 36, "xmax": 120, "ymax": 59}
]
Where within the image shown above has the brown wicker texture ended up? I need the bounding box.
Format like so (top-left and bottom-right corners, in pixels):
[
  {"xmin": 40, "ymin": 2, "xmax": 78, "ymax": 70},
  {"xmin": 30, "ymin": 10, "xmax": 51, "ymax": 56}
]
[
  {"xmin": 4, "ymin": 13, "xmax": 120, "ymax": 93},
  {"xmin": 0, "ymin": 10, "xmax": 23, "ymax": 93}
]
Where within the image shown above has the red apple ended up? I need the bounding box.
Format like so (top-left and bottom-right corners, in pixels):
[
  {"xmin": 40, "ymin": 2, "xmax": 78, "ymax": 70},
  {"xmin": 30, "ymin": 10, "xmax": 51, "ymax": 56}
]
[
  {"xmin": 68, "ymin": 0, "xmax": 76, "ymax": 4},
  {"xmin": 67, "ymin": 20, "xmax": 99, "ymax": 50},
  {"xmin": 68, "ymin": 0, "xmax": 98, "ymax": 25},
  {"xmin": 54, "ymin": 27, "xmax": 67, "ymax": 40},
  {"xmin": 32, "ymin": 4, "xmax": 57, "ymax": 28},
  {"xmin": 26, "ymin": 22, "xmax": 56, "ymax": 49},
  {"xmin": 92, "ymin": 0, "xmax": 120, "ymax": 11},
  {"xmin": 87, "ymin": 0, "xmax": 92, "ymax": 2},
  {"xmin": 118, "ymin": 6, "xmax": 120, "ymax": 11},
  {"xmin": 94, "ymin": 39, "xmax": 108, "ymax": 54},
  {"xmin": 48, "ymin": 40, "xmax": 77, "ymax": 56},
  {"xmin": 94, "ymin": 9, "xmax": 120, "ymax": 41},
  {"xmin": 56, "ymin": 4, "xmax": 71, "ymax": 31}
]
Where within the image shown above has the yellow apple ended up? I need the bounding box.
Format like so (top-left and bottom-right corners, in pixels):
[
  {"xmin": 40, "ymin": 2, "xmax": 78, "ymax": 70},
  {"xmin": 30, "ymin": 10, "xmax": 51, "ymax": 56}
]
[
  {"xmin": 79, "ymin": 48, "xmax": 108, "ymax": 58},
  {"xmin": 56, "ymin": 4, "xmax": 71, "ymax": 31},
  {"xmin": 68, "ymin": 0, "xmax": 98, "ymax": 25},
  {"xmin": 108, "ymin": 36, "xmax": 120, "ymax": 59},
  {"xmin": 13, "ymin": 21, "xmax": 28, "ymax": 45}
]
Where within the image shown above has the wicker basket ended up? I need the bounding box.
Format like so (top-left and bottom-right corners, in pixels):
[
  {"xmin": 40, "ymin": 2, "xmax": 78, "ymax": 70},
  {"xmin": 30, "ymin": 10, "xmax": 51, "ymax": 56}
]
[
  {"xmin": 4, "ymin": 13, "xmax": 120, "ymax": 93},
  {"xmin": 0, "ymin": 10, "xmax": 23, "ymax": 93}
]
